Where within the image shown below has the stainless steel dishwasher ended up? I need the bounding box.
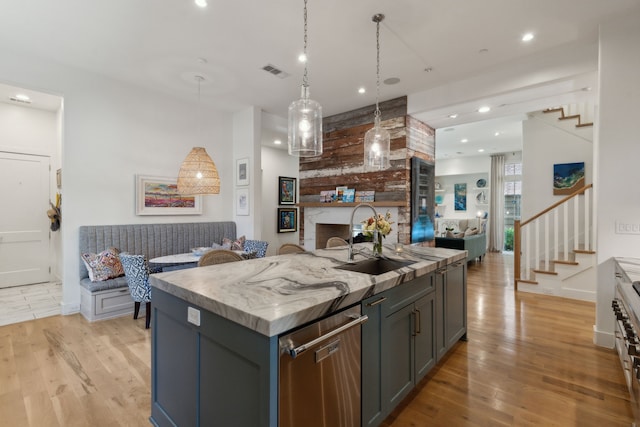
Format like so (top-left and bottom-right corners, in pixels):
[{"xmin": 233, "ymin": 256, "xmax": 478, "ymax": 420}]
[{"xmin": 279, "ymin": 305, "xmax": 368, "ymax": 427}]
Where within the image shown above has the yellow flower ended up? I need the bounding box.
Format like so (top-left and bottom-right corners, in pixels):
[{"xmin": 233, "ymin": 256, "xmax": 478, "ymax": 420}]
[{"xmin": 362, "ymin": 210, "xmax": 394, "ymax": 237}]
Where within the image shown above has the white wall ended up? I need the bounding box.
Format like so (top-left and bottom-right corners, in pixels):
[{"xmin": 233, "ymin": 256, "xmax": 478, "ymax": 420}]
[
  {"xmin": 0, "ymin": 48, "xmax": 235, "ymax": 314},
  {"xmin": 594, "ymin": 10, "xmax": 640, "ymax": 346},
  {"xmin": 261, "ymin": 146, "xmax": 300, "ymax": 256},
  {"xmin": 521, "ymin": 119, "xmax": 593, "ymax": 220}
]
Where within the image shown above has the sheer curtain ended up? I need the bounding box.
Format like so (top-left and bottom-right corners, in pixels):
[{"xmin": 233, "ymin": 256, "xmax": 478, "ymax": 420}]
[{"xmin": 489, "ymin": 154, "xmax": 505, "ymax": 252}]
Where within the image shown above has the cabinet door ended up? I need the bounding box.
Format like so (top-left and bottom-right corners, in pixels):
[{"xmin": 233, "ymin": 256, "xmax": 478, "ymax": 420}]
[
  {"xmin": 362, "ymin": 294, "xmax": 386, "ymax": 427},
  {"xmin": 383, "ymin": 303, "xmax": 415, "ymax": 410},
  {"xmin": 445, "ymin": 261, "xmax": 467, "ymax": 348},
  {"xmin": 414, "ymin": 292, "xmax": 436, "ymax": 383},
  {"xmin": 435, "ymin": 267, "xmax": 447, "ymax": 362}
]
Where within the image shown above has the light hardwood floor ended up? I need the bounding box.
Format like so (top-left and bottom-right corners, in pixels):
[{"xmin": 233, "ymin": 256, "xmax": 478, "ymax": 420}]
[{"xmin": 0, "ymin": 253, "xmax": 633, "ymax": 426}]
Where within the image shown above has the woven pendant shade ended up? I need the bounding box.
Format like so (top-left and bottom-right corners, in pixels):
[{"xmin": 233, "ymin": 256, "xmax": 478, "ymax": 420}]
[{"xmin": 177, "ymin": 147, "xmax": 220, "ymax": 195}]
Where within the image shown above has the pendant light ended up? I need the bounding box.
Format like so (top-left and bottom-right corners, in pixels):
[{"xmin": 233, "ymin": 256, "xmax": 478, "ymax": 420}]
[
  {"xmin": 364, "ymin": 13, "xmax": 391, "ymax": 171},
  {"xmin": 288, "ymin": 0, "xmax": 323, "ymax": 157},
  {"xmin": 177, "ymin": 75, "xmax": 221, "ymax": 195}
]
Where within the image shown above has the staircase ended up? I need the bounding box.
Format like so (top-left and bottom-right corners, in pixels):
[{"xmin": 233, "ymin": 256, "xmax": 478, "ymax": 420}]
[
  {"xmin": 515, "ymin": 184, "xmax": 595, "ymax": 301},
  {"xmin": 515, "ymin": 103, "xmax": 596, "ymax": 302}
]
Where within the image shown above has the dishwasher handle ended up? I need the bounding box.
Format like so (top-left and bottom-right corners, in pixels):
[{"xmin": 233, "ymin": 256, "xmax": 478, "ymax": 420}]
[{"xmin": 288, "ymin": 314, "xmax": 368, "ymax": 359}]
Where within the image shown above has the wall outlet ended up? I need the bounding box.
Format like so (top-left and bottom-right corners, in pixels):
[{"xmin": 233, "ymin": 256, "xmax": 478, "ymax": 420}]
[
  {"xmin": 615, "ymin": 221, "xmax": 640, "ymax": 235},
  {"xmin": 187, "ymin": 306, "xmax": 201, "ymax": 326}
]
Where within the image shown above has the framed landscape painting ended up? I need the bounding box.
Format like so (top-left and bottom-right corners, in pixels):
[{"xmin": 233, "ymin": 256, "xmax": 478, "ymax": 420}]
[
  {"xmin": 454, "ymin": 183, "xmax": 467, "ymax": 211},
  {"xmin": 553, "ymin": 162, "xmax": 585, "ymax": 195},
  {"xmin": 136, "ymin": 175, "xmax": 202, "ymax": 215}
]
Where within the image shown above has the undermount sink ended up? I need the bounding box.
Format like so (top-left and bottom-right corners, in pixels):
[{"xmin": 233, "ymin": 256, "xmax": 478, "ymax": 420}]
[{"xmin": 335, "ymin": 257, "xmax": 413, "ymax": 275}]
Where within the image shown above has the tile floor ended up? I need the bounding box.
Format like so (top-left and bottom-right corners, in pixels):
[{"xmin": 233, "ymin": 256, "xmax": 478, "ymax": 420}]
[{"xmin": 0, "ymin": 282, "xmax": 62, "ymax": 327}]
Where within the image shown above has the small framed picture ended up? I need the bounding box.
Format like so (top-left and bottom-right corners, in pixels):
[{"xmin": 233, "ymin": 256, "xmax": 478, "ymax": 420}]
[
  {"xmin": 277, "ymin": 208, "xmax": 297, "ymax": 233},
  {"xmin": 237, "ymin": 158, "xmax": 249, "ymax": 186},
  {"xmin": 236, "ymin": 188, "xmax": 249, "ymax": 216},
  {"xmin": 279, "ymin": 176, "xmax": 296, "ymax": 205},
  {"xmin": 336, "ymin": 186, "xmax": 348, "ymax": 202}
]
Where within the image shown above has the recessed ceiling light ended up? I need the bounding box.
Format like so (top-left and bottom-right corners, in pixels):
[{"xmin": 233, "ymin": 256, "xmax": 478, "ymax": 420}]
[
  {"xmin": 461, "ymin": 138, "xmax": 468, "ymax": 143},
  {"xmin": 298, "ymin": 53, "xmax": 307, "ymax": 63},
  {"xmin": 522, "ymin": 33, "xmax": 534, "ymax": 42},
  {"xmin": 478, "ymin": 148, "xmax": 485, "ymax": 153},
  {"xmin": 15, "ymin": 94, "xmax": 30, "ymax": 102},
  {"xmin": 494, "ymin": 132, "xmax": 500, "ymax": 136},
  {"xmin": 358, "ymin": 87, "xmax": 366, "ymax": 94},
  {"xmin": 274, "ymin": 139, "xmax": 282, "ymax": 145},
  {"xmin": 479, "ymin": 48, "xmax": 489, "ymax": 54},
  {"xmin": 383, "ymin": 77, "xmax": 400, "ymax": 85},
  {"xmin": 478, "ymin": 106, "xmax": 491, "ymax": 113},
  {"xmin": 448, "ymin": 113, "xmax": 458, "ymax": 119},
  {"xmin": 195, "ymin": 0, "xmax": 207, "ymax": 7}
]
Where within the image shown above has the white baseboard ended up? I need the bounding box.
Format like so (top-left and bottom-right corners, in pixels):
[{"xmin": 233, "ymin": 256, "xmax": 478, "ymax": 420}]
[{"xmin": 593, "ymin": 325, "xmax": 615, "ymax": 348}]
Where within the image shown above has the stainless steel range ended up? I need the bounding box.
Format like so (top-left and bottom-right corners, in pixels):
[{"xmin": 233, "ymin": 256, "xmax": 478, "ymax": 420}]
[{"xmin": 613, "ymin": 259, "xmax": 640, "ymax": 423}]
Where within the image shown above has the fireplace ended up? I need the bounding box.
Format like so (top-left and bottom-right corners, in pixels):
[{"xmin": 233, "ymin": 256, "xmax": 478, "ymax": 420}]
[
  {"xmin": 315, "ymin": 223, "xmax": 350, "ymax": 249},
  {"xmin": 303, "ymin": 206, "xmax": 399, "ymax": 250}
]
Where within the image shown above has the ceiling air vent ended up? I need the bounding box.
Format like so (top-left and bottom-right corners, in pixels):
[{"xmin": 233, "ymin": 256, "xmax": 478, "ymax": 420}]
[
  {"xmin": 262, "ymin": 64, "xmax": 289, "ymax": 79},
  {"xmin": 9, "ymin": 96, "xmax": 32, "ymax": 104}
]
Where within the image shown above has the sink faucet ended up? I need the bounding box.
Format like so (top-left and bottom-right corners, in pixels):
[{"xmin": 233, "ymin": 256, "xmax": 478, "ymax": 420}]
[{"xmin": 348, "ymin": 203, "xmax": 379, "ymax": 261}]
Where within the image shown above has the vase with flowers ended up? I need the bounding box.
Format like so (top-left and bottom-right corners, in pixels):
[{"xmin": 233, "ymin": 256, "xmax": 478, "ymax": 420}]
[{"xmin": 362, "ymin": 210, "xmax": 394, "ymax": 255}]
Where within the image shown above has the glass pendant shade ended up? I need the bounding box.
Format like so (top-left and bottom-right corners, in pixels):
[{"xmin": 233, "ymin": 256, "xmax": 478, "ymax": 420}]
[
  {"xmin": 288, "ymin": 86, "xmax": 323, "ymax": 157},
  {"xmin": 177, "ymin": 147, "xmax": 220, "ymax": 195},
  {"xmin": 364, "ymin": 116, "xmax": 391, "ymax": 171}
]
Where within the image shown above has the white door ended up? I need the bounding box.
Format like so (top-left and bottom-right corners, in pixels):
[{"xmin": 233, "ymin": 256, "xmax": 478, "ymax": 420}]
[{"xmin": 0, "ymin": 152, "xmax": 51, "ymax": 288}]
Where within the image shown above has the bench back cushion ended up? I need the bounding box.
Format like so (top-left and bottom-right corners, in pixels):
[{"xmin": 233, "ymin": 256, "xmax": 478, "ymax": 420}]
[{"xmin": 79, "ymin": 222, "xmax": 236, "ymax": 279}]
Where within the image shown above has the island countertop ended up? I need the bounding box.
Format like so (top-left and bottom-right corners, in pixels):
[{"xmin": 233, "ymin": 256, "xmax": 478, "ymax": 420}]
[{"xmin": 149, "ymin": 243, "xmax": 466, "ymax": 337}]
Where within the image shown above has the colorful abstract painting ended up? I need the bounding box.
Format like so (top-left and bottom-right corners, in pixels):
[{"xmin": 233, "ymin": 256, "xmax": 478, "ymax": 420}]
[
  {"xmin": 553, "ymin": 162, "xmax": 585, "ymax": 195},
  {"xmin": 454, "ymin": 183, "xmax": 467, "ymax": 211},
  {"xmin": 136, "ymin": 175, "xmax": 202, "ymax": 215}
]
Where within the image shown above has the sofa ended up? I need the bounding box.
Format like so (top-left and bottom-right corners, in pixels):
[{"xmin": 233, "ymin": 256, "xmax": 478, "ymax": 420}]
[
  {"xmin": 79, "ymin": 221, "xmax": 236, "ymax": 321},
  {"xmin": 435, "ymin": 233, "xmax": 486, "ymax": 262},
  {"xmin": 434, "ymin": 217, "xmax": 487, "ymax": 262}
]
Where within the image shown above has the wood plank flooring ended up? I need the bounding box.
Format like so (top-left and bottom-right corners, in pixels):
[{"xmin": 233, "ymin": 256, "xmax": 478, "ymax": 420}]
[{"xmin": 0, "ymin": 253, "xmax": 633, "ymax": 426}]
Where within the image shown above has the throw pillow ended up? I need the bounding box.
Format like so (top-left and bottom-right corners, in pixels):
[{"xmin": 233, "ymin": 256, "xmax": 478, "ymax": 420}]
[
  {"xmin": 223, "ymin": 235, "xmax": 245, "ymax": 251},
  {"xmin": 445, "ymin": 231, "xmax": 455, "ymax": 238},
  {"xmin": 464, "ymin": 227, "xmax": 478, "ymax": 236},
  {"xmin": 81, "ymin": 247, "xmax": 125, "ymax": 282}
]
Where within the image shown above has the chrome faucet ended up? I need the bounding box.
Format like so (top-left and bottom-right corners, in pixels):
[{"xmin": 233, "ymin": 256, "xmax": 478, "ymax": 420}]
[{"xmin": 348, "ymin": 203, "xmax": 379, "ymax": 261}]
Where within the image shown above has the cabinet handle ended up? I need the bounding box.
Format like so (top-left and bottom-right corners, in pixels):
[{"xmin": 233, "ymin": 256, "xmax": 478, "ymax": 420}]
[
  {"xmin": 414, "ymin": 309, "xmax": 421, "ymax": 335},
  {"xmin": 366, "ymin": 296, "xmax": 387, "ymax": 307},
  {"xmin": 288, "ymin": 315, "xmax": 369, "ymax": 358}
]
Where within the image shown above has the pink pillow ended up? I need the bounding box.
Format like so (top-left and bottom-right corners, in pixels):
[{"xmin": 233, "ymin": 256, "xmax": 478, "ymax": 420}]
[
  {"xmin": 222, "ymin": 235, "xmax": 245, "ymax": 251},
  {"xmin": 81, "ymin": 247, "xmax": 125, "ymax": 282}
]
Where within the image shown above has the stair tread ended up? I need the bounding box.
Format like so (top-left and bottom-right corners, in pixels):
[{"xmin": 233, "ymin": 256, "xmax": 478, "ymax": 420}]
[
  {"xmin": 559, "ymin": 114, "xmax": 580, "ymax": 120},
  {"xmin": 576, "ymin": 122, "xmax": 594, "ymax": 127},
  {"xmin": 553, "ymin": 260, "xmax": 579, "ymax": 265},
  {"xmin": 517, "ymin": 279, "xmax": 539, "ymax": 285},
  {"xmin": 532, "ymin": 269, "xmax": 559, "ymax": 275},
  {"xmin": 574, "ymin": 249, "xmax": 596, "ymax": 254},
  {"xmin": 543, "ymin": 108, "xmax": 564, "ymax": 114}
]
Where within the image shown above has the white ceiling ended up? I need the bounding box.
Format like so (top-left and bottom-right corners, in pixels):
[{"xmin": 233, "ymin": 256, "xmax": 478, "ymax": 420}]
[{"xmin": 1, "ymin": 0, "xmax": 638, "ymax": 157}]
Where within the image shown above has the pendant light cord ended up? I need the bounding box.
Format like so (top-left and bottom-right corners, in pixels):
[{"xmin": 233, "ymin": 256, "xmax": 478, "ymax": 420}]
[
  {"xmin": 302, "ymin": 0, "xmax": 309, "ymax": 89},
  {"xmin": 374, "ymin": 15, "xmax": 382, "ymax": 120}
]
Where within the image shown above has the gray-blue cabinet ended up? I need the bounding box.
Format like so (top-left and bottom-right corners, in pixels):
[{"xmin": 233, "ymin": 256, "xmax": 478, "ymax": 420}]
[
  {"xmin": 150, "ymin": 288, "xmax": 279, "ymax": 427},
  {"xmin": 362, "ymin": 273, "xmax": 436, "ymax": 427},
  {"xmin": 435, "ymin": 260, "xmax": 467, "ymax": 361}
]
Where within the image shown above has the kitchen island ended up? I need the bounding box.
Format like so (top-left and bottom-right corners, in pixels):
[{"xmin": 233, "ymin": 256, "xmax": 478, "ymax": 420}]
[{"xmin": 149, "ymin": 244, "xmax": 466, "ymax": 427}]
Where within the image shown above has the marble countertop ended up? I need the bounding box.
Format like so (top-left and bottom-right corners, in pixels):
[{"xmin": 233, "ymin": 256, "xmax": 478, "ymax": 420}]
[{"xmin": 149, "ymin": 243, "xmax": 466, "ymax": 337}]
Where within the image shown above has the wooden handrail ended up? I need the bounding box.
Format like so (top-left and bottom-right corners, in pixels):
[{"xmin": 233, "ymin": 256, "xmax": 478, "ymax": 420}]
[
  {"xmin": 520, "ymin": 184, "xmax": 593, "ymax": 227},
  {"xmin": 514, "ymin": 183, "xmax": 592, "ymax": 288}
]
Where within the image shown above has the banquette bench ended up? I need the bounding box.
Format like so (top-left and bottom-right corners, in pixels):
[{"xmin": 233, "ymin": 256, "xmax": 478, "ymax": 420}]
[{"xmin": 79, "ymin": 221, "xmax": 236, "ymax": 322}]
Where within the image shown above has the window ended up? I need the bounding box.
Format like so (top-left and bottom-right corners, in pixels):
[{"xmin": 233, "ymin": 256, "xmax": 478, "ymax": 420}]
[{"xmin": 503, "ymin": 162, "xmax": 521, "ymax": 251}]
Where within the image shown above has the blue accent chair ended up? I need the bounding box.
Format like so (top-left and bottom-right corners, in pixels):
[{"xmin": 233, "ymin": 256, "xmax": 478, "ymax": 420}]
[
  {"xmin": 243, "ymin": 240, "xmax": 269, "ymax": 258},
  {"xmin": 119, "ymin": 253, "xmax": 152, "ymax": 328}
]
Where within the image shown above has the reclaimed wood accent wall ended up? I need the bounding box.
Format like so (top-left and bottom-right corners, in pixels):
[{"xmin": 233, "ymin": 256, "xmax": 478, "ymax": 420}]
[{"xmin": 298, "ymin": 96, "xmax": 436, "ymax": 245}]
